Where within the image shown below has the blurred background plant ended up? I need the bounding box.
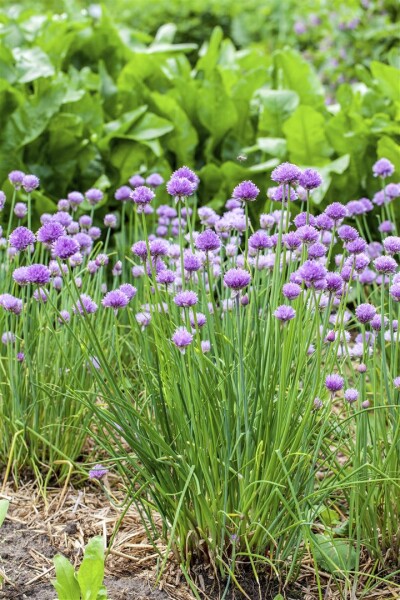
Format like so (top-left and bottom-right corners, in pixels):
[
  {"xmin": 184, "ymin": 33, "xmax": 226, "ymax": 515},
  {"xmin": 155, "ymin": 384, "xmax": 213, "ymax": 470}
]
[{"xmin": 0, "ymin": 0, "xmax": 399, "ymax": 225}]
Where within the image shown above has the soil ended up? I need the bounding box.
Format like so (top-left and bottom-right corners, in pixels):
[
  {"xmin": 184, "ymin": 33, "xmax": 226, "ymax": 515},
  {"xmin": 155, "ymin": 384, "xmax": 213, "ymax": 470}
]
[{"xmin": 0, "ymin": 520, "xmax": 169, "ymax": 600}]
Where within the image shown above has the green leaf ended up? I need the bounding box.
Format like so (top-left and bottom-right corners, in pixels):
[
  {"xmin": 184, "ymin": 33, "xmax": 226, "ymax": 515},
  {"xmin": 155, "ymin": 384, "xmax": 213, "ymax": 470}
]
[
  {"xmin": 257, "ymin": 90, "xmax": 299, "ymax": 136},
  {"xmin": 196, "ymin": 70, "xmax": 238, "ymax": 148},
  {"xmin": 370, "ymin": 61, "xmax": 400, "ymax": 102},
  {"xmin": 12, "ymin": 48, "xmax": 55, "ymax": 83},
  {"xmin": 77, "ymin": 536, "xmax": 105, "ymax": 600},
  {"xmin": 128, "ymin": 113, "xmax": 174, "ymax": 141},
  {"xmin": 256, "ymin": 137, "xmax": 287, "ymax": 158},
  {"xmin": 52, "ymin": 554, "xmax": 81, "ymax": 600},
  {"xmin": 196, "ymin": 26, "xmax": 224, "ymax": 75},
  {"xmin": 283, "ymin": 105, "xmax": 333, "ymax": 166},
  {"xmin": 0, "ymin": 500, "xmax": 9, "ymax": 528},
  {"xmin": 273, "ymin": 48, "xmax": 324, "ymax": 107},
  {"xmin": 313, "ymin": 534, "xmax": 356, "ymax": 576}
]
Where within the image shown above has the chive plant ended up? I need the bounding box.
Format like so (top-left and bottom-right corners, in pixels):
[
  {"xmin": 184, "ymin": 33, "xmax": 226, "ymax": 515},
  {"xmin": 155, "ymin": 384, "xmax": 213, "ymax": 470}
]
[{"xmin": 0, "ymin": 161, "xmax": 399, "ymax": 592}]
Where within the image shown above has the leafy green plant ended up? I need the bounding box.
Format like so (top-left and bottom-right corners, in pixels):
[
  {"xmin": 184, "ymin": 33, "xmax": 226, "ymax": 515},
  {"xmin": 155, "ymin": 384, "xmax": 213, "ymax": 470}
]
[{"xmin": 52, "ymin": 536, "xmax": 107, "ymax": 600}]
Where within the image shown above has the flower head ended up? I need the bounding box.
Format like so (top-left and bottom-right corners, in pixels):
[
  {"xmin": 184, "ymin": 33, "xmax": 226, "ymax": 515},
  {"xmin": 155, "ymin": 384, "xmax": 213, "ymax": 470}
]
[
  {"xmin": 344, "ymin": 388, "xmax": 359, "ymax": 404},
  {"xmin": 166, "ymin": 177, "xmax": 195, "ymax": 198},
  {"xmin": 355, "ymin": 303, "xmax": 376, "ymax": 324},
  {"xmin": 37, "ymin": 221, "xmax": 65, "ymax": 244},
  {"xmin": 224, "ymin": 268, "xmax": 251, "ymax": 291},
  {"xmin": 374, "ymin": 256, "xmax": 397, "ymax": 274},
  {"xmin": 85, "ymin": 188, "xmax": 103, "ymax": 205},
  {"xmin": 8, "ymin": 170, "xmax": 25, "ymax": 189},
  {"xmin": 232, "ymin": 180, "xmax": 260, "ymax": 202},
  {"xmin": 172, "ymin": 327, "xmax": 193, "ymax": 352},
  {"xmin": 27, "ymin": 264, "xmax": 51, "ymax": 285},
  {"xmin": 373, "ymin": 158, "xmax": 394, "ymax": 178},
  {"xmin": 325, "ymin": 374, "xmax": 344, "ymax": 393},
  {"xmin": 72, "ymin": 294, "xmax": 98, "ymax": 315},
  {"xmin": 102, "ymin": 289, "xmax": 129, "ymax": 310},
  {"xmin": 0, "ymin": 294, "xmax": 23, "ymax": 315},
  {"xmin": 195, "ymin": 229, "xmax": 221, "ymax": 253},
  {"xmin": 53, "ymin": 236, "xmax": 80, "ymax": 259},
  {"xmin": 298, "ymin": 168, "xmax": 322, "ymax": 190},
  {"xmin": 114, "ymin": 186, "xmax": 132, "ymax": 201},
  {"xmin": 131, "ymin": 185, "xmax": 155, "ymax": 211},
  {"xmin": 274, "ymin": 305, "xmax": 296, "ymax": 322},
  {"xmin": 88, "ymin": 464, "xmax": 109, "ymax": 480},
  {"xmin": 9, "ymin": 226, "xmax": 35, "ymax": 251},
  {"xmin": 271, "ymin": 162, "xmax": 301, "ymax": 184},
  {"xmin": 174, "ymin": 291, "xmax": 198, "ymax": 308},
  {"xmin": 22, "ymin": 174, "xmax": 40, "ymax": 192}
]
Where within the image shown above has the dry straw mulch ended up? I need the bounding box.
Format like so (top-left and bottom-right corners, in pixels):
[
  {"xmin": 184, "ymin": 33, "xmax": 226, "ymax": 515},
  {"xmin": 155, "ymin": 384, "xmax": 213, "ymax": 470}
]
[{"xmin": 0, "ymin": 475, "xmax": 399, "ymax": 600}]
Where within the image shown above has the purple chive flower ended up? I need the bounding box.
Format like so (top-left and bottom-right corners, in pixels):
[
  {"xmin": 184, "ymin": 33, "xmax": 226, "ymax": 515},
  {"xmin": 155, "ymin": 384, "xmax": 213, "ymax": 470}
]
[
  {"xmin": 224, "ymin": 268, "xmax": 251, "ymax": 291},
  {"xmin": 104, "ymin": 214, "xmax": 117, "ymax": 228},
  {"xmin": 0, "ymin": 191, "xmax": 5, "ymax": 210},
  {"xmin": 79, "ymin": 215, "xmax": 92, "ymax": 229},
  {"xmin": 374, "ymin": 256, "xmax": 398, "ymax": 274},
  {"xmin": 131, "ymin": 185, "xmax": 155, "ymax": 210},
  {"xmin": 379, "ymin": 221, "xmax": 394, "ymax": 234},
  {"xmin": 325, "ymin": 330, "xmax": 335, "ymax": 343},
  {"xmin": 157, "ymin": 269, "xmax": 175, "ymax": 285},
  {"xmin": 373, "ymin": 158, "xmax": 394, "ymax": 178},
  {"xmin": 195, "ymin": 229, "xmax": 221, "ymax": 253},
  {"xmin": 296, "ymin": 225, "xmax": 319, "ymax": 245},
  {"xmin": 37, "ymin": 221, "xmax": 65, "ymax": 244},
  {"xmin": 385, "ymin": 183, "xmax": 400, "ymax": 199},
  {"xmin": 313, "ymin": 397, "xmax": 323, "ymax": 409},
  {"xmin": 88, "ymin": 464, "xmax": 109, "ymax": 480},
  {"xmin": 14, "ymin": 203, "xmax": 28, "ymax": 219},
  {"xmin": 358, "ymin": 363, "xmax": 367, "ymax": 374},
  {"xmin": 274, "ymin": 304, "xmax": 296, "ymax": 322},
  {"xmin": 325, "ymin": 374, "xmax": 344, "ymax": 393},
  {"xmin": 298, "ymin": 260, "xmax": 327, "ymax": 285},
  {"xmin": 282, "ymin": 282, "xmax": 302, "ymax": 300},
  {"xmin": 53, "ymin": 236, "xmax": 80, "ymax": 259},
  {"xmin": 308, "ymin": 242, "xmax": 327, "ymax": 259},
  {"xmin": 298, "ymin": 169, "xmax": 322, "ymax": 190},
  {"xmin": 22, "ymin": 174, "xmax": 40, "ymax": 192},
  {"xmin": 172, "ymin": 327, "xmax": 193, "ymax": 352},
  {"xmin": 325, "ymin": 202, "xmax": 347, "ymax": 223},
  {"xmin": 294, "ymin": 213, "xmax": 317, "ymax": 228},
  {"xmin": 0, "ymin": 294, "xmax": 23, "ymax": 315},
  {"xmin": 172, "ymin": 166, "xmax": 199, "ymax": 187},
  {"xmin": 189, "ymin": 311, "xmax": 206, "ymax": 328},
  {"xmin": 33, "ymin": 288, "xmax": 48, "ymax": 303},
  {"xmin": 149, "ymin": 239, "xmax": 169, "ymax": 257},
  {"xmin": 370, "ymin": 314, "xmax": 384, "ymax": 331},
  {"xmin": 68, "ymin": 191, "xmax": 84, "ymax": 207},
  {"xmin": 283, "ymin": 232, "xmax": 301, "ymax": 251},
  {"xmin": 119, "ymin": 284, "xmax": 137, "ymax": 300},
  {"xmin": 9, "ymin": 226, "xmax": 35, "ymax": 251},
  {"xmin": 249, "ymin": 230, "xmax": 272, "ymax": 251},
  {"xmin": 57, "ymin": 199, "xmax": 70, "ymax": 211},
  {"xmin": 102, "ymin": 289, "xmax": 129, "ymax": 310},
  {"xmin": 201, "ymin": 340, "xmax": 211, "ymax": 353},
  {"xmin": 53, "ymin": 212, "xmax": 73, "ymax": 228},
  {"xmin": 17, "ymin": 352, "xmax": 25, "ymax": 362},
  {"xmin": 13, "ymin": 266, "xmax": 30, "ymax": 286},
  {"xmin": 27, "ymin": 264, "xmax": 51, "ymax": 285},
  {"xmin": 346, "ymin": 200, "xmax": 365, "ymax": 217},
  {"xmin": 129, "ymin": 175, "xmax": 145, "ymax": 188},
  {"xmin": 232, "ymin": 180, "xmax": 260, "ymax": 202},
  {"xmin": 260, "ymin": 214, "xmax": 275, "ymax": 229},
  {"xmin": 383, "ymin": 236, "xmax": 400, "ymax": 255},
  {"xmin": 346, "ymin": 237, "xmax": 367, "ymax": 255},
  {"xmin": 166, "ymin": 177, "xmax": 195, "ymax": 198},
  {"xmin": 88, "ymin": 227, "xmax": 101, "ymax": 240},
  {"xmin": 114, "ymin": 186, "xmax": 132, "ymax": 201},
  {"xmin": 58, "ymin": 310, "xmax": 71, "ymax": 324},
  {"xmin": 390, "ymin": 283, "xmax": 400, "ymax": 301},
  {"xmin": 184, "ymin": 252, "xmax": 203, "ymax": 272},
  {"xmin": 174, "ymin": 291, "xmax": 198, "ymax": 307},
  {"xmin": 355, "ymin": 303, "xmax": 376, "ymax": 324},
  {"xmin": 2, "ymin": 332, "xmax": 16, "ymax": 345},
  {"xmin": 338, "ymin": 225, "xmax": 358, "ymax": 243},
  {"xmin": 271, "ymin": 185, "xmax": 297, "ymax": 202},
  {"xmin": 72, "ymin": 294, "xmax": 98, "ymax": 315},
  {"xmin": 131, "ymin": 240, "xmax": 148, "ymax": 260},
  {"xmin": 146, "ymin": 173, "xmax": 164, "ymax": 187},
  {"xmin": 85, "ymin": 188, "xmax": 103, "ymax": 205},
  {"xmin": 344, "ymin": 388, "xmax": 359, "ymax": 404},
  {"xmin": 394, "ymin": 377, "xmax": 400, "ymax": 390},
  {"xmin": 271, "ymin": 162, "xmax": 301, "ymax": 184},
  {"xmin": 9, "ymin": 170, "xmax": 25, "ymax": 189}
]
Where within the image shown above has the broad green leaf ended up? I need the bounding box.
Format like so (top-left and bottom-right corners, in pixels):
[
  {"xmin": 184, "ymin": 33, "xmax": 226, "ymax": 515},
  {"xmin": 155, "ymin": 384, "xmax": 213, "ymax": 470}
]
[
  {"xmin": 196, "ymin": 70, "xmax": 238, "ymax": 148},
  {"xmin": 52, "ymin": 554, "xmax": 81, "ymax": 600},
  {"xmin": 283, "ymin": 105, "xmax": 333, "ymax": 166},
  {"xmin": 12, "ymin": 48, "xmax": 55, "ymax": 83},
  {"xmin": 256, "ymin": 137, "xmax": 287, "ymax": 158},
  {"xmin": 273, "ymin": 48, "xmax": 324, "ymax": 107},
  {"xmin": 313, "ymin": 534, "xmax": 356, "ymax": 575},
  {"xmin": 128, "ymin": 113, "xmax": 174, "ymax": 141},
  {"xmin": 0, "ymin": 500, "xmax": 9, "ymax": 527},
  {"xmin": 196, "ymin": 26, "xmax": 224, "ymax": 75},
  {"xmin": 257, "ymin": 90, "xmax": 299, "ymax": 137},
  {"xmin": 309, "ymin": 155, "xmax": 350, "ymax": 205},
  {"xmin": 371, "ymin": 61, "xmax": 400, "ymax": 102},
  {"xmin": 77, "ymin": 536, "xmax": 105, "ymax": 600},
  {"xmin": 154, "ymin": 23, "xmax": 177, "ymax": 44}
]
